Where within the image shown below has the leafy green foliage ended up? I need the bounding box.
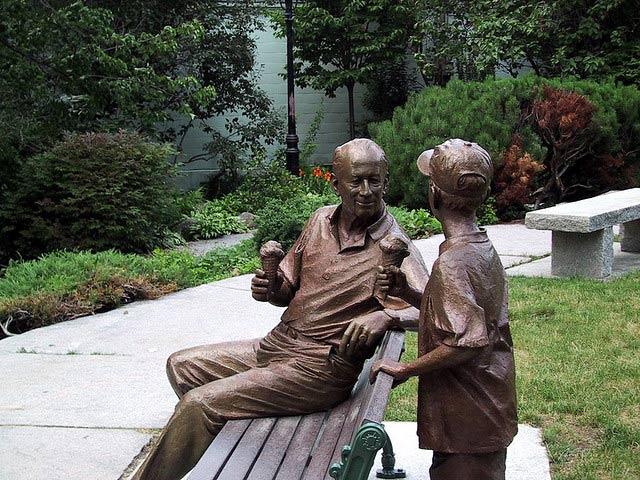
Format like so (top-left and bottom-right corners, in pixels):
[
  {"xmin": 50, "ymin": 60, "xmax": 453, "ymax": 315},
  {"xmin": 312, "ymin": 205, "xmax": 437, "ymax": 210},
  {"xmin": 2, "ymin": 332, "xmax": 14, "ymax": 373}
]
[
  {"xmin": 0, "ymin": 1, "xmax": 214, "ymax": 152},
  {"xmin": 370, "ymin": 77, "xmax": 544, "ymax": 209},
  {"xmin": 222, "ymin": 156, "xmax": 305, "ymax": 214},
  {"xmin": 370, "ymin": 76, "xmax": 640, "ymax": 213},
  {"xmin": 0, "ymin": 250, "xmax": 178, "ymax": 334},
  {"xmin": 0, "ymin": 241, "xmax": 260, "ymax": 334},
  {"xmin": 173, "ymin": 188, "xmax": 207, "ymax": 217},
  {"xmin": 412, "ymin": 0, "xmax": 640, "ymax": 86},
  {"xmin": 387, "ymin": 206, "xmax": 441, "ymax": 238},
  {"xmin": 0, "ymin": 0, "xmax": 280, "ymax": 198},
  {"xmin": 271, "ymin": 0, "xmax": 416, "ymax": 137},
  {"xmin": 253, "ymin": 193, "xmax": 338, "ymax": 251},
  {"xmin": 363, "ymin": 59, "xmax": 416, "ymax": 121},
  {"xmin": 476, "ymin": 197, "xmax": 500, "ymax": 227},
  {"xmin": 187, "ymin": 201, "xmax": 248, "ymax": 240},
  {"xmin": 0, "ymin": 131, "xmax": 180, "ymax": 260},
  {"xmin": 151, "ymin": 240, "xmax": 260, "ymax": 286}
]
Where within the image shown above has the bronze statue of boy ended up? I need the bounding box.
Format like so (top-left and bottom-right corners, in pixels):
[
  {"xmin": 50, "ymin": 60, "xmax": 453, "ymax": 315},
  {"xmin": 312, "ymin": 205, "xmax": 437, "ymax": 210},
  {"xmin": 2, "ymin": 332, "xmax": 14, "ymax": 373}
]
[
  {"xmin": 131, "ymin": 139, "xmax": 427, "ymax": 480},
  {"xmin": 373, "ymin": 139, "xmax": 517, "ymax": 480}
]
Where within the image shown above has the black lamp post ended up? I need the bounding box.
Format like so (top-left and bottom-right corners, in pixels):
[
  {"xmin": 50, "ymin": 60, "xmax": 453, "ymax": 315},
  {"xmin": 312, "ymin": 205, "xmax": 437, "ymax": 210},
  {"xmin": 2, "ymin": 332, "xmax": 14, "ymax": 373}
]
[{"xmin": 281, "ymin": 0, "xmax": 300, "ymax": 175}]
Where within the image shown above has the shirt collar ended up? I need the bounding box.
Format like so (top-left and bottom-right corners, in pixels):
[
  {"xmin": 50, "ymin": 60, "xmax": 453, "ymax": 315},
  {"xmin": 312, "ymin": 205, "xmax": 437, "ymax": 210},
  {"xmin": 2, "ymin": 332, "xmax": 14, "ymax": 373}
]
[
  {"xmin": 327, "ymin": 202, "xmax": 392, "ymax": 244},
  {"xmin": 439, "ymin": 229, "xmax": 489, "ymax": 255}
]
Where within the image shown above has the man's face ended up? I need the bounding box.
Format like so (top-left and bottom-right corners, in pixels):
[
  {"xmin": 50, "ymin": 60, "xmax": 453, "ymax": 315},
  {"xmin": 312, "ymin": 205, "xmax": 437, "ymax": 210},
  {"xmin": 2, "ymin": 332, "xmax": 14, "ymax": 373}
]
[{"xmin": 332, "ymin": 154, "xmax": 387, "ymax": 224}]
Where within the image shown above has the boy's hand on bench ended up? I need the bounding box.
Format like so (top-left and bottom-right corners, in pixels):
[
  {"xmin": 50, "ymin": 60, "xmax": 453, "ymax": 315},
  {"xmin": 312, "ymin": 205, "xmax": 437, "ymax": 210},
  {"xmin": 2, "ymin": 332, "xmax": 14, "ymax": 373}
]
[{"xmin": 370, "ymin": 359, "xmax": 410, "ymax": 385}]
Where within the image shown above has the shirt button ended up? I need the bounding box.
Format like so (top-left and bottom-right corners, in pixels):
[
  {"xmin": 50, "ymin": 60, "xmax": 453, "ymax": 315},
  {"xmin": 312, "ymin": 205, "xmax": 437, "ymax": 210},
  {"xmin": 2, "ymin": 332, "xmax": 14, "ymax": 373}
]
[{"xmin": 322, "ymin": 273, "xmax": 331, "ymax": 280}]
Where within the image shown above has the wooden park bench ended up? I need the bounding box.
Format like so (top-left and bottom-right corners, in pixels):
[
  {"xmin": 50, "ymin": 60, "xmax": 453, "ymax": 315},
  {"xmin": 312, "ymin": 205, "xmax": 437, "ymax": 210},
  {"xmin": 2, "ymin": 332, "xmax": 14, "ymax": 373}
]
[
  {"xmin": 188, "ymin": 330, "xmax": 407, "ymax": 480},
  {"xmin": 525, "ymin": 188, "xmax": 640, "ymax": 278}
]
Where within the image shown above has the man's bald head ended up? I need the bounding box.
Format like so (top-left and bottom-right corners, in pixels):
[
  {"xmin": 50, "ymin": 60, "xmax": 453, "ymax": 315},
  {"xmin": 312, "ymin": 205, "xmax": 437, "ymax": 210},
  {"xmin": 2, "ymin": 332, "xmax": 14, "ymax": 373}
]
[{"xmin": 332, "ymin": 139, "xmax": 389, "ymax": 180}]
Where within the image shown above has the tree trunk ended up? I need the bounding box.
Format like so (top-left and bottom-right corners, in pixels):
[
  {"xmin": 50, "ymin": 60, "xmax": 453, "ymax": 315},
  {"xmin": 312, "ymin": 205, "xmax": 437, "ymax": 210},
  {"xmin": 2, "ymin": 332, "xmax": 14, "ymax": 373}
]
[{"xmin": 347, "ymin": 79, "xmax": 356, "ymax": 140}]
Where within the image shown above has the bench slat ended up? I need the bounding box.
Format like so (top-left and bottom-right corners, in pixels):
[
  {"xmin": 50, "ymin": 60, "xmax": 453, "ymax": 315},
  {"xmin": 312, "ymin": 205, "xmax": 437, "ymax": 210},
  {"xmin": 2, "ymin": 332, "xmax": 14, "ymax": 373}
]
[
  {"xmin": 322, "ymin": 364, "xmax": 375, "ymax": 478},
  {"xmin": 360, "ymin": 331, "xmax": 404, "ymax": 424},
  {"xmin": 215, "ymin": 417, "xmax": 277, "ymax": 479},
  {"xmin": 274, "ymin": 411, "xmax": 326, "ymax": 480},
  {"xmin": 245, "ymin": 415, "xmax": 302, "ymax": 480},
  {"xmin": 188, "ymin": 419, "xmax": 252, "ymax": 480},
  {"xmin": 300, "ymin": 396, "xmax": 357, "ymax": 480}
]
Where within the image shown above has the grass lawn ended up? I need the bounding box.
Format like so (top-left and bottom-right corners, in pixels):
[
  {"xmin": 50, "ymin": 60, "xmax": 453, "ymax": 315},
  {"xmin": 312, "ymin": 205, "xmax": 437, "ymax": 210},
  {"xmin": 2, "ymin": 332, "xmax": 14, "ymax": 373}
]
[{"xmin": 386, "ymin": 273, "xmax": 640, "ymax": 480}]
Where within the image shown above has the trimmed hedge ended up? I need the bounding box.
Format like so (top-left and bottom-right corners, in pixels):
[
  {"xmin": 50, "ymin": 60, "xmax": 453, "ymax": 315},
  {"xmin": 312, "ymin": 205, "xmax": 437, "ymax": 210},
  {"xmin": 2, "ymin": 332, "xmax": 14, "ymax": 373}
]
[{"xmin": 370, "ymin": 76, "xmax": 640, "ymax": 213}]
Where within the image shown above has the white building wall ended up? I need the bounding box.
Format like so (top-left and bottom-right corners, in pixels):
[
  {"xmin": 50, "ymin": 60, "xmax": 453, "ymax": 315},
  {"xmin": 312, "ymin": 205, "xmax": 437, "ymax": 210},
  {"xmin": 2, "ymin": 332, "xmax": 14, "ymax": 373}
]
[{"xmin": 173, "ymin": 22, "xmax": 372, "ymax": 190}]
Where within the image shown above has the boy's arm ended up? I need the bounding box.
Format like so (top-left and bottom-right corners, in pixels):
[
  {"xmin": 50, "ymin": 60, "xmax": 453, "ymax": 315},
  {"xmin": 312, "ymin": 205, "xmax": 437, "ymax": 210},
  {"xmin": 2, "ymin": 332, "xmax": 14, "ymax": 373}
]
[
  {"xmin": 382, "ymin": 306, "xmax": 420, "ymax": 330},
  {"xmin": 371, "ymin": 344, "xmax": 479, "ymax": 383}
]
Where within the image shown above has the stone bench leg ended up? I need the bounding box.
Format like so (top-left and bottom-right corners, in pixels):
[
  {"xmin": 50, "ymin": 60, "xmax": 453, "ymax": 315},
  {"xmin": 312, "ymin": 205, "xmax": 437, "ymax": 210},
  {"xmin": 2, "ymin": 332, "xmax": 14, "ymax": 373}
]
[
  {"xmin": 551, "ymin": 227, "xmax": 613, "ymax": 278},
  {"xmin": 620, "ymin": 220, "xmax": 640, "ymax": 252}
]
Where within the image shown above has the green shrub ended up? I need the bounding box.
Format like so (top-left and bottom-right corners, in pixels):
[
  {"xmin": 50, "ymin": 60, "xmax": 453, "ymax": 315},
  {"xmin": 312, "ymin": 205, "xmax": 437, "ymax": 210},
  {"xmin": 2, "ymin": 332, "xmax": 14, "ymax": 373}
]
[
  {"xmin": 253, "ymin": 193, "xmax": 338, "ymax": 251},
  {"xmin": 0, "ymin": 131, "xmax": 180, "ymax": 260},
  {"xmin": 173, "ymin": 188, "xmax": 206, "ymax": 217},
  {"xmin": 370, "ymin": 77, "xmax": 544, "ymax": 210},
  {"xmin": 187, "ymin": 200, "xmax": 248, "ymax": 240},
  {"xmin": 151, "ymin": 240, "xmax": 260, "ymax": 286},
  {"xmin": 477, "ymin": 196, "xmax": 500, "ymax": 226},
  {"xmin": 387, "ymin": 206, "xmax": 441, "ymax": 238},
  {"xmin": 223, "ymin": 156, "xmax": 304, "ymax": 214},
  {"xmin": 370, "ymin": 76, "xmax": 640, "ymax": 213}
]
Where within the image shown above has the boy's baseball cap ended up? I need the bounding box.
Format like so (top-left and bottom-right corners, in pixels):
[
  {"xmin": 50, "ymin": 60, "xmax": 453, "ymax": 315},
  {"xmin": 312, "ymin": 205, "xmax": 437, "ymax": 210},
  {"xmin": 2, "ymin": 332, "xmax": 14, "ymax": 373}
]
[{"xmin": 417, "ymin": 138, "xmax": 493, "ymax": 198}]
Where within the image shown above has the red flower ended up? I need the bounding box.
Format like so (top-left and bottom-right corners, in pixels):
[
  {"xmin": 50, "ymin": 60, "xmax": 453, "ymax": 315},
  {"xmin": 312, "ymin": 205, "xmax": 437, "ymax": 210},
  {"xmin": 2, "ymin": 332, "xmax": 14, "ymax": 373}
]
[
  {"xmin": 313, "ymin": 167, "xmax": 323, "ymax": 178},
  {"xmin": 324, "ymin": 172, "xmax": 331, "ymax": 182}
]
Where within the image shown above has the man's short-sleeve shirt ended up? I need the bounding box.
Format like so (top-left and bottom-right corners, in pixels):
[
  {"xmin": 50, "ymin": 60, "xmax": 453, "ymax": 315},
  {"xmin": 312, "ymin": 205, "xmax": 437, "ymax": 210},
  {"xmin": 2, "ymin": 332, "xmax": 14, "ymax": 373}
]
[
  {"xmin": 417, "ymin": 231, "xmax": 517, "ymax": 453},
  {"xmin": 277, "ymin": 205, "xmax": 428, "ymax": 349}
]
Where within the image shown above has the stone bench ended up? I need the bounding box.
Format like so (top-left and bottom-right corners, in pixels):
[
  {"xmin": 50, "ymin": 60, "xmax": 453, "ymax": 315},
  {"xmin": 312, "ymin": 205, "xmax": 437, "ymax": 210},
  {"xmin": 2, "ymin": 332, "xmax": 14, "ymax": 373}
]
[
  {"xmin": 188, "ymin": 330, "xmax": 407, "ymax": 480},
  {"xmin": 525, "ymin": 188, "xmax": 640, "ymax": 278}
]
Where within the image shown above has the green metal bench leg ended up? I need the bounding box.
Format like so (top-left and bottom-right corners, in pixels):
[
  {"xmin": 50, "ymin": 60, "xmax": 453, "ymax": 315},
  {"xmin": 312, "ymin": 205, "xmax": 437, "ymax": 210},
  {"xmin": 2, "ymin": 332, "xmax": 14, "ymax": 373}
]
[
  {"xmin": 376, "ymin": 433, "xmax": 406, "ymax": 479},
  {"xmin": 329, "ymin": 422, "xmax": 406, "ymax": 480}
]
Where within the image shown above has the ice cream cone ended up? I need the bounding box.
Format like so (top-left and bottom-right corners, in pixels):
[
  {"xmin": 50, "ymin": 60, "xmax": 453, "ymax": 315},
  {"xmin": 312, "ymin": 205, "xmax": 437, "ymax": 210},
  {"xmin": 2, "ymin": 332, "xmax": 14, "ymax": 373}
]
[
  {"xmin": 259, "ymin": 240, "xmax": 285, "ymax": 295},
  {"xmin": 378, "ymin": 234, "xmax": 409, "ymax": 300},
  {"xmin": 380, "ymin": 234, "xmax": 409, "ymax": 268}
]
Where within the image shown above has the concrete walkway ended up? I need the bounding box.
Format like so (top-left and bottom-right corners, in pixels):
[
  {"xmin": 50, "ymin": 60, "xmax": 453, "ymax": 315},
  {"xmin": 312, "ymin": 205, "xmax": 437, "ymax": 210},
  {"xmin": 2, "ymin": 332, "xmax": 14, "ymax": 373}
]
[{"xmin": 3, "ymin": 222, "xmax": 635, "ymax": 480}]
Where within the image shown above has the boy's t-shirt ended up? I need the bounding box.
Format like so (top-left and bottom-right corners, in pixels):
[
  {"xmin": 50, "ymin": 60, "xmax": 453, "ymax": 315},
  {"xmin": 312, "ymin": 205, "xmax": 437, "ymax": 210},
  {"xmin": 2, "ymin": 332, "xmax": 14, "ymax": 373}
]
[{"xmin": 417, "ymin": 230, "xmax": 518, "ymax": 453}]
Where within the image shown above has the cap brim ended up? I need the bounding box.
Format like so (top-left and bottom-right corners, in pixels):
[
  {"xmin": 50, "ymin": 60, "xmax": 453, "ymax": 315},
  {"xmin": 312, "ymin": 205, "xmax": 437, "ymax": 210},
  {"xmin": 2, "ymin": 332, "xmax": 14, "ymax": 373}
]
[{"xmin": 417, "ymin": 149, "xmax": 434, "ymax": 176}]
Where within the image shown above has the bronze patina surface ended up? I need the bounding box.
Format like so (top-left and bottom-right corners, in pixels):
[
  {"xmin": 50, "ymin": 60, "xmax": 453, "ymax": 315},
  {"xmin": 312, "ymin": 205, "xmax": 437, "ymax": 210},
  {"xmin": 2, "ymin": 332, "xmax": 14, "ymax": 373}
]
[
  {"xmin": 373, "ymin": 139, "xmax": 517, "ymax": 480},
  {"xmin": 132, "ymin": 139, "xmax": 428, "ymax": 480}
]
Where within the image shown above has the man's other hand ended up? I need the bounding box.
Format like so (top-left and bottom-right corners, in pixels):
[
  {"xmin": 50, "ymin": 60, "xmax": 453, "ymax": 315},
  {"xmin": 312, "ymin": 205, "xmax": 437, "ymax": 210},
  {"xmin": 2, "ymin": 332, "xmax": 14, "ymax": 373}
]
[
  {"xmin": 251, "ymin": 269, "xmax": 270, "ymax": 302},
  {"xmin": 339, "ymin": 311, "xmax": 391, "ymax": 359},
  {"xmin": 375, "ymin": 265, "xmax": 408, "ymax": 298}
]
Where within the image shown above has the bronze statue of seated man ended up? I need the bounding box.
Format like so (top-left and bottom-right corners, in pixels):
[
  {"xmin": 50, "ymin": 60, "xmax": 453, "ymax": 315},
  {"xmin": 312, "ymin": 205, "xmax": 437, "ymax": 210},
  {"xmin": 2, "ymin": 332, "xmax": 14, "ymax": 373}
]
[{"xmin": 132, "ymin": 138, "xmax": 428, "ymax": 480}]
